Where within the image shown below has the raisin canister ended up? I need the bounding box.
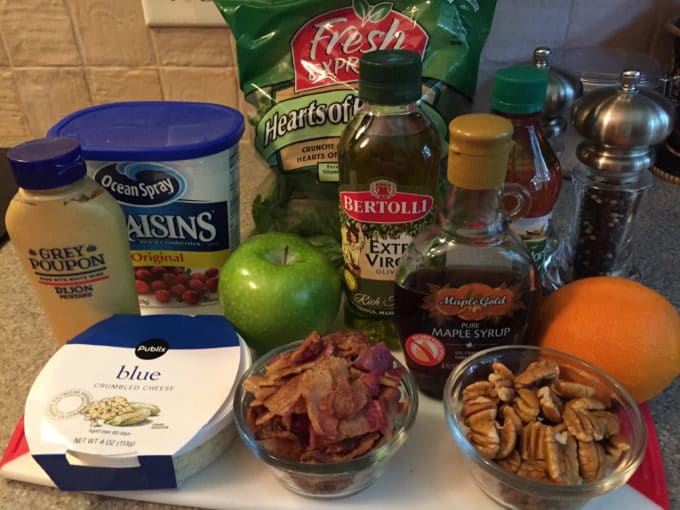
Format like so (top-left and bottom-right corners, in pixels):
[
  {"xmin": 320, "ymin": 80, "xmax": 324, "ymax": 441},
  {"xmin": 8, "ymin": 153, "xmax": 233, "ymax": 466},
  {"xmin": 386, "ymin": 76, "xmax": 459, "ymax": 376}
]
[
  {"xmin": 48, "ymin": 102, "xmax": 244, "ymax": 315},
  {"xmin": 542, "ymin": 71, "xmax": 675, "ymax": 291}
]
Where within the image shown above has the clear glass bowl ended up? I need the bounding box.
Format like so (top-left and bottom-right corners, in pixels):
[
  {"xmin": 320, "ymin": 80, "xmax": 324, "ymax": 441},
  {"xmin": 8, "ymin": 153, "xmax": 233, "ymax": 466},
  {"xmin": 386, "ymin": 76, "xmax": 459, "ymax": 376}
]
[
  {"xmin": 443, "ymin": 345, "xmax": 647, "ymax": 510},
  {"xmin": 233, "ymin": 340, "xmax": 419, "ymax": 499}
]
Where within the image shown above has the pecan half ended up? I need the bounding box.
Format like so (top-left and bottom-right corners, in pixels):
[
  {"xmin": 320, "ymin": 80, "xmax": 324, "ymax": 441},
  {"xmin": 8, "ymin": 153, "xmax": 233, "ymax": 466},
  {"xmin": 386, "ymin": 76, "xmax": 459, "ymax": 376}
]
[
  {"xmin": 564, "ymin": 435, "xmax": 580, "ymax": 485},
  {"xmin": 517, "ymin": 460, "xmax": 551, "ymax": 482},
  {"xmin": 569, "ymin": 397, "xmax": 606, "ymax": 412},
  {"xmin": 514, "ymin": 359, "xmax": 560, "ymax": 389},
  {"xmin": 497, "ymin": 449, "xmax": 521, "ymax": 473},
  {"xmin": 491, "ymin": 361, "xmax": 515, "ymax": 380},
  {"xmin": 604, "ymin": 433, "xmax": 631, "ymax": 466},
  {"xmin": 500, "ymin": 404, "xmax": 523, "ymax": 435},
  {"xmin": 513, "ymin": 388, "xmax": 540, "ymax": 424},
  {"xmin": 563, "ymin": 405, "xmax": 603, "ymax": 442},
  {"xmin": 543, "ymin": 426, "xmax": 568, "ymax": 483},
  {"xmin": 552, "ymin": 381, "xmax": 596, "ymax": 399},
  {"xmin": 489, "ymin": 372, "xmax": 515, "ymax": 403},
  {"xmin": 520, "ymin": 421, "xmax": 546, "ymax": 462},
  {"xmin": 467, "ymin": 419, "xmax": 500, "ymax": 459},
  {"xmin": 489, "ymin": 362, "xmax": 516, "ymax": 402},
  {"xmin": 591, "ymin": 410, "xmax": 621, "ymax": 437},
  {"xmin": 496, "ymin": 416, "xmax": 519, "ymax": 459},
  {"xmin": 461, "ymin": 396, "xmax": 497, "ymax": 427},
  {"xmin": 538, "ymin": 385, "xmax": 563, "ymax": 423},
  {"xmin": 463, "ymin": 381, "xmax": 498, "ymax": 402},
  {"xmin": 578, "ymin": 440, "xmax": 607, "ymax": 482}
]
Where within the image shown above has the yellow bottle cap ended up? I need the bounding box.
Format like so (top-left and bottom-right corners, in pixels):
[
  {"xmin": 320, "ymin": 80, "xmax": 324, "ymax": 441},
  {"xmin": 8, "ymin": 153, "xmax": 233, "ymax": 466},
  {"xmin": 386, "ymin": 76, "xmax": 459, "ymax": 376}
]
[{"xmin": 447, "ymin": 113, "xmax": 514, "ymax": 190}]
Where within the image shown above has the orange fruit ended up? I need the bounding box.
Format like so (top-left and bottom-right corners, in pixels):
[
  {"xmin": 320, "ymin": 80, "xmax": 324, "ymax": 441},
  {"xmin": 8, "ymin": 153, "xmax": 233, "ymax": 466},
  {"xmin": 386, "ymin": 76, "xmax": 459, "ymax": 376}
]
[{"xmin": 532, "ymin": 276, "xmax": 680, "ymax": 403}]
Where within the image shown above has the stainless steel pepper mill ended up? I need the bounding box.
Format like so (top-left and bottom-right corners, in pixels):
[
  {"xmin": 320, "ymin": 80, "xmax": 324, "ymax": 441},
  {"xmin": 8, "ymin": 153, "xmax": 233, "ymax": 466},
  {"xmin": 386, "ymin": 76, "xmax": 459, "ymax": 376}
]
[
  {"xmin": 533, "ymin": 47, "xmax": 583, "ymax": 143},
  {"xmin": 653, "ymin": 15, "xmax": 680, "ymax": 183},
  {"xmin": 542, "ymin": 70, "xmax": 675, "ymax": 291}
]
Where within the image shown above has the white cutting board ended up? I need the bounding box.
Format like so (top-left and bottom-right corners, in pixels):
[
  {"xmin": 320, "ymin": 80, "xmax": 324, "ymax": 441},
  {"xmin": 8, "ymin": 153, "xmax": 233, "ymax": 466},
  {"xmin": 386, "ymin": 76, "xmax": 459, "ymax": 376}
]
[{"xmin": 0, "ymin": 390, "xmax": 662, "ymax": 510}]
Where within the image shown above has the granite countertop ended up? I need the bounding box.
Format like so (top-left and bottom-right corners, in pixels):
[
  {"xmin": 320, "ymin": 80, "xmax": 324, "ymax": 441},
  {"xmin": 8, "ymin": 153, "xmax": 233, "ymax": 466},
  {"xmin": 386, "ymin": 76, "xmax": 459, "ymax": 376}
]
[{"xmin": 0, "ymin": 143, "xmax": 678, "ymax": 509}]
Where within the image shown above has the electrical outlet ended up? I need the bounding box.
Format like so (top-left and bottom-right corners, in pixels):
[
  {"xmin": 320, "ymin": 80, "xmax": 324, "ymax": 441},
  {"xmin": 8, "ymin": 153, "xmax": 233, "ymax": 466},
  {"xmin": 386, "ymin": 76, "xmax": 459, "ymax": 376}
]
[{"xmin": 142, "ymin": 0, "xmax": 226, "ymax": 27}]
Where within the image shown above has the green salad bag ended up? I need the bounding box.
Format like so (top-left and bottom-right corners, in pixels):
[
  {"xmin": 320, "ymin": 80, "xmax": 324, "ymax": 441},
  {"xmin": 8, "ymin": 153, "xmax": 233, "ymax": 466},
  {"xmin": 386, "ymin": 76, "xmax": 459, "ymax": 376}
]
[{"xmin": 214, "ymin": 0, "xmax": 498, "ymax": 262}]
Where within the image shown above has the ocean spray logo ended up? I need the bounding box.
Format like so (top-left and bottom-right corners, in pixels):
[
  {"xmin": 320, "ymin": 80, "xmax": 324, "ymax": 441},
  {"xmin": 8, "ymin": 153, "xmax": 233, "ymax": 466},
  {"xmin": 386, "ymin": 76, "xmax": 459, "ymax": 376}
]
[
  {"xmin": 94, "ymin": 162, "xmax": 186, "ymax": 206},
  {"xmin": 291, "ymin": 0, "xmax": 429, "ymax": 92}
]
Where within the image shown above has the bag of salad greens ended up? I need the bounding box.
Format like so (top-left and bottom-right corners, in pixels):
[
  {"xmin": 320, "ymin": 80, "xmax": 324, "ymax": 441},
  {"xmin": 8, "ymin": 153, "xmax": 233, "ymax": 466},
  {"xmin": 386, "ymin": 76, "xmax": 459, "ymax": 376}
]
[{"xmin": 214, "ymin": 0, "xmax": 497, "ymax": 261}]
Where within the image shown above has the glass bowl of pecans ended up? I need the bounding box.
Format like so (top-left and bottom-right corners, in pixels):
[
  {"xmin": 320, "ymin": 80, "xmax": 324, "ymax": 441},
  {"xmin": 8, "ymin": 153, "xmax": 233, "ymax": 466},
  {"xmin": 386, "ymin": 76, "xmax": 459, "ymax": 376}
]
[
  {"xmin": 443, "ymin": 345, "xmax": 646, "ymax": 510},
  {"xmin": 233, "ymin": 331, "xmax": 418, "ymax": 498}
]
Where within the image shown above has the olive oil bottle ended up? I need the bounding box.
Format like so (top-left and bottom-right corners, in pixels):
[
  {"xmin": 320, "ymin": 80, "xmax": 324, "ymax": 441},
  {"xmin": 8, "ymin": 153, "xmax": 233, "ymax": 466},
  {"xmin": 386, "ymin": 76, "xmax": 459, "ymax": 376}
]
[{"xmin": 338, "ymin": 49, "xmax": 440, "ymax": 348}]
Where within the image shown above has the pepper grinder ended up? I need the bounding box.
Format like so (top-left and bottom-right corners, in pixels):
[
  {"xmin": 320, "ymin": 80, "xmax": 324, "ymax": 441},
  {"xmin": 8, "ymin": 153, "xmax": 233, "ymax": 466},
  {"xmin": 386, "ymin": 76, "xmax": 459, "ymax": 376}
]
[
  {"xmin": 533, "ymin": 47, "xmax": 583, "ymax": 163},
  {"xmin": 542, "ymin": 70, "xmax": 675, "ymax": 292}
]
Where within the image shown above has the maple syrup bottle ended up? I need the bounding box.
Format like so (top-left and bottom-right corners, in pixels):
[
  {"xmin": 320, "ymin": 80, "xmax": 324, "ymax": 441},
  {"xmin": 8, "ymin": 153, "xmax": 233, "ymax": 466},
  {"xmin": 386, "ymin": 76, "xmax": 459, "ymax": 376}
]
[
  {"xmin": 395, "ymin": 114, "xmax": 539, "ymax": 398},
  {"xmin": 338, "ymin": 50, "xmax": 440, "ymax": 348},
  {"xmin": 490, "ymin": 66, "xmax": 562, "ymax": 270}
]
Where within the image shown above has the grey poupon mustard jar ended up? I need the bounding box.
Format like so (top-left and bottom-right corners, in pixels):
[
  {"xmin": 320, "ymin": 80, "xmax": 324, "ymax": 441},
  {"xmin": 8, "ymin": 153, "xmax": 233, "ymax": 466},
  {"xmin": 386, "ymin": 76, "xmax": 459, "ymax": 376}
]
[{"xmin": 542, "ymin": 70, "xmax": 675, "ymax": 291}]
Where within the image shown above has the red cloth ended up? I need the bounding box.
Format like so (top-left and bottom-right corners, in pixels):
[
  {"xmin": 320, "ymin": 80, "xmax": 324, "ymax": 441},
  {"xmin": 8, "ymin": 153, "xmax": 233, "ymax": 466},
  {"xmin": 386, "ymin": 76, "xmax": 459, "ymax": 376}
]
[
  {"xmin": 0, "ymin": 416, "xmax": 28, "ymax": 467},
  {"xmin": 628, "ymin": 404, "xmax": 670, "ymax": 510}
]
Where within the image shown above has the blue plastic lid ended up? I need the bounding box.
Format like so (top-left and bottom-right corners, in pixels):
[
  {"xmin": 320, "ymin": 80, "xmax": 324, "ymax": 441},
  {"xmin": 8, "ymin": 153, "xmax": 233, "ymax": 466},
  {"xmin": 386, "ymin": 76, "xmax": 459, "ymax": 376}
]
[
  {"xmin": 47, "ymin": 101, "xmax": 245, "ymax": 162},
  {"xmin": 7, "ymin": 137, "xmax": 86, "ymax": 190}
]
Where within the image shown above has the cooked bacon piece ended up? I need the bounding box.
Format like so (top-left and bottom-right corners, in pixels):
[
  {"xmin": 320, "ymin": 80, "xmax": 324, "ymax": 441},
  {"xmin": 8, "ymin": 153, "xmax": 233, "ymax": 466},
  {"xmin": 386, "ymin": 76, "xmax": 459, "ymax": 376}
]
[
  {"xmin": 301, "ymin": 358, "xmax": 339, "ymax": 437},
  {"xmin": 332, "ymin": 377, "xmax": 369, "ymax": 419},
  {"xmin": 318, "ymin": 432, "xmax": 381, "ymax": 463},
  {"xmin": 242, "ymin": 331, "xmax": 408, "ymax": 463},
  {"xmin": 380, "ymin": 386, "xmax": 403, "ymax": 435},
  {"xmin": 323, "ymin": 331, "xmax": 372, "ymax": 359},
  {"xmin": 384, "ymin": 366, "xmax": 406, "ymax": 382},
  {"xmin": 359, "ymin": 372, "xmax": 382, "ymax": 397},
  {"xmin": 242, "ymin": 374, "xmax": 280, "ymax": 401},
  {"xmin": 354, "ymin": 342, "xmax": 393, "ymax": 374},
  {"xmin": 254, "ymin": 414, "xmax": 287, "ymax": 439},
  {"xmin": 290, "ymin": 331, "xmax": 324, "ymax": 364},
  {"xmin": 260, "ymin": 434, "xmax": 303, "ymax": 459},
  {"xmin": 263, "ymin": 374, "xmax": 303, "ymax": 416},
  {"xmin": 337, "ymin": 400, "xmax": 388, "ymax": 439}
]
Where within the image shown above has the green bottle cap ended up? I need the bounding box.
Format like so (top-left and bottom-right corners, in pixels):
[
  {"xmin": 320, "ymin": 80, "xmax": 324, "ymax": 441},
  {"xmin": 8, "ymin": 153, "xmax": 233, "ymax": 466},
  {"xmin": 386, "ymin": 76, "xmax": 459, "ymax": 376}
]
[
  {"xmin": 359, "ymin": 50, "xmax": 422, "ymax": 105},
  {"xmin": 490, "ymin": 66, "xmax": 549, "ymax": 114}
]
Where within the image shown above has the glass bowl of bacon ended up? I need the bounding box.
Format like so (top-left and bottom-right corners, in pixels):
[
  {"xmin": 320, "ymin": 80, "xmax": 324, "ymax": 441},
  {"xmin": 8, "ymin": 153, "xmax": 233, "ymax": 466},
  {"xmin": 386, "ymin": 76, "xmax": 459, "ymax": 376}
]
[
  {"xmin": 443, "ymin": 345, "xmax": 647, "ymax": 510},
  {"xmin": 233, "ymin": 330, "xmax": 418, "ymax": 498}
]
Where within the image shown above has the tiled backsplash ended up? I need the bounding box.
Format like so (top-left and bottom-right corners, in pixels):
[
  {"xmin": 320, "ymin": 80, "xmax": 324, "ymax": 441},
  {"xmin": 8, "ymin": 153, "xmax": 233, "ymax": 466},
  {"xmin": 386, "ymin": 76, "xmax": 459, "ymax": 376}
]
[{"xmin": 0, "ymin": 0, "xmax": 676, "ymax": 146}]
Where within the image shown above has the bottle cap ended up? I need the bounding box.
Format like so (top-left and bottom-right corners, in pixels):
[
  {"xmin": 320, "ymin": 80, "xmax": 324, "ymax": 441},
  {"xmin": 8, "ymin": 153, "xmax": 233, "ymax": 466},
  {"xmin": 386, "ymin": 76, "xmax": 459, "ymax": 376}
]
[
  {"xmin": 359, "ymin": 50, "xmax": 422, "ymax": 105},
  {"xmin": 7, "ymin": 137, "xmax": 87, "ymax": 190},
  {"xmin": 490, "ymin": 66, "xmax": 549, "ymax": 115},
  {"xmin": 448, "ymin": 114, "xmax": 514, "ymax": 189}
]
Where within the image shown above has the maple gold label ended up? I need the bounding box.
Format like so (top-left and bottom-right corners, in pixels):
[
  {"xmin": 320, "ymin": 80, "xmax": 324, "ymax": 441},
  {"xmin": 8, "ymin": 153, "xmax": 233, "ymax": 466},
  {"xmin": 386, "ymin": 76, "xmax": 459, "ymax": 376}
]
[{"xmin": 424, "ymin": 283, "xmax": 523, "ymax": 322}]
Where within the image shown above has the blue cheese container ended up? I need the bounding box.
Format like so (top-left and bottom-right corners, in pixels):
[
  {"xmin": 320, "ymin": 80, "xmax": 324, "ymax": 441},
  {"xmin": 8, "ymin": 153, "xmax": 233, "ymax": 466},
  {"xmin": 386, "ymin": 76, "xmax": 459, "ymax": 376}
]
[
  {"xmin": 48, "ymin": 102, "xmax": 245, "ymax": 315},
  {"xmin": 24, "ymin": 314, "xmax": 250, "ymax": 491}
]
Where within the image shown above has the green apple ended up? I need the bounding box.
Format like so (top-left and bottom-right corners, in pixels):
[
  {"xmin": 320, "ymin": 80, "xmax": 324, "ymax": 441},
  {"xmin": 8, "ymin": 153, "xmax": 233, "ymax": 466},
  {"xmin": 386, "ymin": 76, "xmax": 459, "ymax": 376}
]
[{"xmin": 218, "ymin": 232, "xmax": 342, "ymax": 354}]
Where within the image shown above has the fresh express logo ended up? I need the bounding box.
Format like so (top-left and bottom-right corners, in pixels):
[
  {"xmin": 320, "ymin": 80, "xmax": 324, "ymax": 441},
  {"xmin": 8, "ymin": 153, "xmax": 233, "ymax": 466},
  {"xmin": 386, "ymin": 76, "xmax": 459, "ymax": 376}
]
[
  {"xmin": 341, "ymin": 180, "xmax": 433, "ymax": 223},
  {"xmin": 94, "ymin": 162, "xmax": 185, "ymax": 207},
  {"xmin": 291, "ymin": 0, "xmax": 429, "ymax": 92}
]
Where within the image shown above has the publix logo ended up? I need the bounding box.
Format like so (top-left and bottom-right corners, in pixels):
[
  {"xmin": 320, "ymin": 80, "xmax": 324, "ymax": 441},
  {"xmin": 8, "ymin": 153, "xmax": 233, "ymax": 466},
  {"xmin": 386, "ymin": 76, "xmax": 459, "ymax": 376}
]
[
  {"xmin": 291, "ymin": 0, "xmax": 429, "ymax": 92},
  {"xmin": 94, "ymin": 162, "xmax": 186, "ymax": 207}
]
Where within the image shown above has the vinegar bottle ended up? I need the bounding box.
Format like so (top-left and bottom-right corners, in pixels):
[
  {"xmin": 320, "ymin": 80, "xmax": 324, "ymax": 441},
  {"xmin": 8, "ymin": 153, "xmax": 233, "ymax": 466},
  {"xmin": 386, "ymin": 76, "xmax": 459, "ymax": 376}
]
[
  {"xmin": 490, "ymin": 66, "xmax": 562, "ymax": 270},
  {"xmin": 395, "ymin": 114, "xmax": 539, "ymax": 398},
  {"xmin": 338, "ymin": 49, "xmax": 440, "ymax": 349},
  {"xmin": 5, "ymin": 137, "xmax": 140, "ymax": 346}
]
